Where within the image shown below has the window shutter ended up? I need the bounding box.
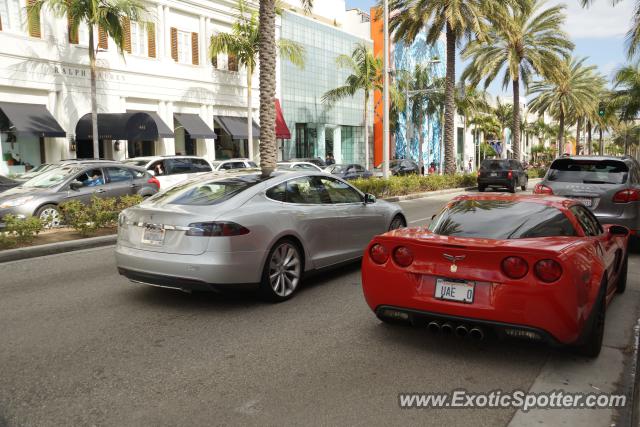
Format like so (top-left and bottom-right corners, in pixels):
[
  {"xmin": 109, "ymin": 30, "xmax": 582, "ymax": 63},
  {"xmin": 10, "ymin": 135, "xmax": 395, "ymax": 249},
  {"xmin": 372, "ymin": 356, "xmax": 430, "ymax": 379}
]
[
  {"xmin": 27, "ymin": 0, "xmax": 41, "ymax": 38},
  {"xmin": 98, "ymin": 25, "xmax": 108, "ymax": 49},
  {"xmin": 123, "ymin": 18, "xmax": 131, "ymax": 53},
  {"xmin": 147, "ymin": 23, "xmax": 156, "ymax": 58},
  {"xmin": 170, "ymin": 27, "xmax": 178, "ymax": 61},
  {"xmin": 191, "ymin": 32, "xmax": 199, "ymax": 65},
  {"xmin": 228, "ymin": 54, "xmax": 238, "ymax": 72}
]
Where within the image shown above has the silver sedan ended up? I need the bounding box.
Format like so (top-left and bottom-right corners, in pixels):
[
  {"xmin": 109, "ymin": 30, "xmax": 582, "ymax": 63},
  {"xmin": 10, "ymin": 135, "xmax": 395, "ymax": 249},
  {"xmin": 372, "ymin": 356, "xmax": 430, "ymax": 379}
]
[{"xmin": 115, "ymin": 170, "xmax": 406, "ymax": 301}]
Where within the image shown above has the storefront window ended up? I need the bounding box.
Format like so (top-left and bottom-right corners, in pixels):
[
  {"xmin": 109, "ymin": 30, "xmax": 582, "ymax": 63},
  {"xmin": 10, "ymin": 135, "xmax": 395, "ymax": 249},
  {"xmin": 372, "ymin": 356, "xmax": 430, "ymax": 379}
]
[{"xmin": 1, "ymin": 132, "xmax": 43, "ymax": 175}]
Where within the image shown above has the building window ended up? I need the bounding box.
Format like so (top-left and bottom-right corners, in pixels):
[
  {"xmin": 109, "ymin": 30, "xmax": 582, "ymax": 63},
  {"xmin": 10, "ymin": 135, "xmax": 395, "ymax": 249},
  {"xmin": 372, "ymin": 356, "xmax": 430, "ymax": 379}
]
[
  {"xmin": 0, "ymin": 0, "xmax": 22, "ymax": 32},
  {"xmin": 130, "ymin": 21, "xmax": 148, "ymax": 56},
  {"xmin": 177, "ymin": 30, "xmax": 192, "ymax": 64}
]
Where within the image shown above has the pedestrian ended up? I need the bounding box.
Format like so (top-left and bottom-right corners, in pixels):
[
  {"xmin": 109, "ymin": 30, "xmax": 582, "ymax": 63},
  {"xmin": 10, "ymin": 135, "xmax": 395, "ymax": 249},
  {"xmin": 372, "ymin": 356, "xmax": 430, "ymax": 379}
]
[{"xmin": 467, "ymin": 159, "xmax": 473, "ymax": 173}]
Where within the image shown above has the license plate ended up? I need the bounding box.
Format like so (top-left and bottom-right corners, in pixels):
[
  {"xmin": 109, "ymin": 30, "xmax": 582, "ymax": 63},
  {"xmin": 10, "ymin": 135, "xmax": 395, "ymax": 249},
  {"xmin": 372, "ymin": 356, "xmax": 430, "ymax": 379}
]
[
  {"xmin": 570, "ymin": 197, "xmax": 593, "ymax": 207},
  {"xmin": 435, "ymin": 279, "xmax": 475, "ymax": 303},
  {"xmin": 490, "ymin": 172, "xmax": 497, "ymax": 177},
  {"xmin": 142, "ymin": 226, "xmax": 165, "ymax": 246}
]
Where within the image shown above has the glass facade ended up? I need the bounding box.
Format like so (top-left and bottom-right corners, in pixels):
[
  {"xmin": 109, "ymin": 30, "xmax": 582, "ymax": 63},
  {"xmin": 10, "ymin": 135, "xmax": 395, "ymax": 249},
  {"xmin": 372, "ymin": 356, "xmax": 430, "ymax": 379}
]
[{"xmin": 280, "ymin": 11, "xmax": 373, "ymax": 164}]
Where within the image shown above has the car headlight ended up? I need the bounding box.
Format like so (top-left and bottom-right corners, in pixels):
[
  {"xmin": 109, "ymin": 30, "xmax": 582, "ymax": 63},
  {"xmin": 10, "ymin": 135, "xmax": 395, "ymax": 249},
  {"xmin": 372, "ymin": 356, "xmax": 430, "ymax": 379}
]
[{"xmin": 0, "ymin": 196, "xmax": 34, "ymax": 209}]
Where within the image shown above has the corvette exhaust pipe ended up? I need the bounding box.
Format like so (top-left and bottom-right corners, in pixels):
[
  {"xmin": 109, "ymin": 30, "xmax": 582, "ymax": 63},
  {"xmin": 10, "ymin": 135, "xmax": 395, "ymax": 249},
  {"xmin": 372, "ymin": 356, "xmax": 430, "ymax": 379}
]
[
  {"xmin": 455, "ymin": 325, "xmax": 469, "ymax": 338},
  {"xmin": 470, "ymin": 327, "xmax": 485, "ymax": 341},
  {"xmin": 441, "ymin": 323, "xmax": 454, "ymax": 335},
  {"xmin": 427, "ymin": 321, "xmax": 441, "ymax": 334}
]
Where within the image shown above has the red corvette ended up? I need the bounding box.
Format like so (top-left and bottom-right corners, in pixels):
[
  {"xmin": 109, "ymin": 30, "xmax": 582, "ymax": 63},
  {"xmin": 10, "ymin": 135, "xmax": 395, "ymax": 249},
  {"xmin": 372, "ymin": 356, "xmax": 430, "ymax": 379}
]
[{"xmin": 362, "ymin": 194, "xmax": 630, "ymax": 357}]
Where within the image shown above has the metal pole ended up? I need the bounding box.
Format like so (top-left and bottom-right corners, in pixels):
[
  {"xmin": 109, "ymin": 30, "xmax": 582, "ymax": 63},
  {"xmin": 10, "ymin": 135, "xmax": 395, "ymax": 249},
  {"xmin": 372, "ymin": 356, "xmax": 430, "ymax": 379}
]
[{"xmin": 382, "ymin": 0, "xmax": 390, "ymax": 178}]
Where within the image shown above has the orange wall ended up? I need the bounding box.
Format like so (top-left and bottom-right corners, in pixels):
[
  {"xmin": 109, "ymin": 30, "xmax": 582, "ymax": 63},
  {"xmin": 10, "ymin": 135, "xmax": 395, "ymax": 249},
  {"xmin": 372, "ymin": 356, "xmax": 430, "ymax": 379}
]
[{"xmin": 371, "ymin": 7, "xmax": 384, "ymax": 167}]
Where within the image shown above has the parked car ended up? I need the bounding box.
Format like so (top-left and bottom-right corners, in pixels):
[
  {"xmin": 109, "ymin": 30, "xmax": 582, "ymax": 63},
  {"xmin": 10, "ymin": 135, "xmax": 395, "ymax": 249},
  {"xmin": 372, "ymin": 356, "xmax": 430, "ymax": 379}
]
[
  {"xmin": 373, "ymin": 159, "xmax": 421, "ymax": 177},
  {"xmin": 325, "ymin": 163, "xmax": 373, "ymax": 180},
  {"xmin": 0, "ymin": 175, "xmax": 20, "ymax": 193},
  {"xmin": 116, "ymin": 170, "xmax": 406, "ymax": 301},
  {"xmin": 361, "ymin": 194, "xmax": 629, "ymax": 357},
  {"xmin": 289, "ymin": 157, "xmax": 326, "ymax": 168},
  {"xmin": 477, "ymin": 159, "xmax": 528, "ymax": 193},
  {"xmin": 14, "ymin": 159, "xmax": 119, "ymax": 182},
  {"xmin": 276, "ymin": 161, "xmax": 324, "ymax": 172},
  {"xmin": 211, "ymin": 158, "xmax": 258, "ymax": 171},
  {"xmin": 534, "ymin": 156, "xmax": 640, "ymax": 235},
  {"xmin": 0, "ymin": 163, "xmax": 158, "ymax": 227},
  {"xmin": 123, "ymin": 156, "xmax": 213, "ymax": 189}
]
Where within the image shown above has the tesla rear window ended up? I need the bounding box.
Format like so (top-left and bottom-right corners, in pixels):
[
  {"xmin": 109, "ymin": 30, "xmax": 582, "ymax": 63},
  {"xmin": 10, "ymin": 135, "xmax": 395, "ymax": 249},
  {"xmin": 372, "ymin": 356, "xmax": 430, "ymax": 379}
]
[
  {"xmin": 429, "ymin": 200, "xmax": 576, "ymax": 239},
  {"xmin": 547, "ymin": 159, "xmax": 629, "ymax": 184}
]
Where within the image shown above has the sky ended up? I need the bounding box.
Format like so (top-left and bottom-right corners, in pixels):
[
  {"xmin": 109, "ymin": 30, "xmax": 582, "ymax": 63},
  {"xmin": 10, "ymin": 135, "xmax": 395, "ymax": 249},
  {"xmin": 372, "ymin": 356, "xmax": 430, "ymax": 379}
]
[{"xmin": 345, "ymin": 0, "xmax": 635, "ymax": 96}]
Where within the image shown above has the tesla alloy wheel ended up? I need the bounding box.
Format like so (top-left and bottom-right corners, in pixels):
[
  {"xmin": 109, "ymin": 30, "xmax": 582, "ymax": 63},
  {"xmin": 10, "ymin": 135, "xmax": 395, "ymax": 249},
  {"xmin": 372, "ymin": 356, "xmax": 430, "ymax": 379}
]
[{"xmin": 261, "ymin": 239, "xmax": 303, "ymax": 302}]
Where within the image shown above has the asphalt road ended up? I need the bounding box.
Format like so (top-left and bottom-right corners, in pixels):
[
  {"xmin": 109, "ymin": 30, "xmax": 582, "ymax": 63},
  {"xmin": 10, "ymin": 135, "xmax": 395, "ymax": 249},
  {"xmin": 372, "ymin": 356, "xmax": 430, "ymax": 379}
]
[{"xmin": 0, "ymin": 189, "xmax": 637, "ymax": 426}]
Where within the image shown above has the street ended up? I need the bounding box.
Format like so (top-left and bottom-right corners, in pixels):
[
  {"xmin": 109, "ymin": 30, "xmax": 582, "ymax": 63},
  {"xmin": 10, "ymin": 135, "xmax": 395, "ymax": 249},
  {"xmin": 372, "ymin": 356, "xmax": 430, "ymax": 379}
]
[{"xmin": 1, "ymin": 189, "xmax": 639, "ymax": 426}]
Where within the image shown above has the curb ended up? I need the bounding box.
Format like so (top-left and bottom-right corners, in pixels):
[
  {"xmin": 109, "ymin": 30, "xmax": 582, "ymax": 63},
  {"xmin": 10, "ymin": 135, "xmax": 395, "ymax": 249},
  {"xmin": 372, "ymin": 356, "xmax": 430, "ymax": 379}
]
[
  {"xmin": 617, "ymin": 318, "xmax": 640, "ymax": 427},
  {"xmin": 0, "ymin": 234, "xmax": 117, "ymax": 263}
]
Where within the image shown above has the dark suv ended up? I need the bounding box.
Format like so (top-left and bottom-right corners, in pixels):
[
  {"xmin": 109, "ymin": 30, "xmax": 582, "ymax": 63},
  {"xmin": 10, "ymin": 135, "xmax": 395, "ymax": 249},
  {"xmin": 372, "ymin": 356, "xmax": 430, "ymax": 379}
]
[{"xmin": 478, "ymin": 159, "xmax": 528, "ymax": 193}]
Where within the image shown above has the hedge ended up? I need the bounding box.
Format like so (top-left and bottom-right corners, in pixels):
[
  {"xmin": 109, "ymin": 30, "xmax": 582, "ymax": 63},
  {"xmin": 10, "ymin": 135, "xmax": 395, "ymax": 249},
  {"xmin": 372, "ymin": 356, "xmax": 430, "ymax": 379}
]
[{"xmin": 350, "ymin": 174, "xmax": 477, "ymax": 198}]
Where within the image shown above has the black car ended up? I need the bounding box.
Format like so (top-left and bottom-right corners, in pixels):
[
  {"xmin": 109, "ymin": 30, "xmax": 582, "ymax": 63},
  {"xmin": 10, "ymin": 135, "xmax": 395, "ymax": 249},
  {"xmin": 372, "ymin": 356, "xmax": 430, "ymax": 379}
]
[
  {"xmin": 478, "ymin": 159, "xmax": 528, "ymax": 193},
  {"xmin": 325, "ymin": 163, "xmax": 373, "ymax": 180},
  {"xmin": 290, "ymin": 158, "xmax": 326, "ymax": 168},
  {"xmin": 0, "ymin": 175, "xmax": 20, "ymax": 193}
]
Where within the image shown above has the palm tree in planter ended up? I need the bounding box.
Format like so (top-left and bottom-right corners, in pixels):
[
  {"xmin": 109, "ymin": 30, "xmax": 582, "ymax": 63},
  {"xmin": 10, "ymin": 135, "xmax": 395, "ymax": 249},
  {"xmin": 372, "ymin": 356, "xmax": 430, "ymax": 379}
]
[
  {"xmin": 461, "ymin": 0, "xmax": 573, "ymax": 161},
  {"xmin": 322, "ymin": 43, "xmax": 383, "ymax": 170},
  {"xmin": 29, "ymin": 0, "xmax": 149, "ymax": 159},
  {"xmin": 211, "ymin": 0, "xmax": 305, "ymax": 162}
]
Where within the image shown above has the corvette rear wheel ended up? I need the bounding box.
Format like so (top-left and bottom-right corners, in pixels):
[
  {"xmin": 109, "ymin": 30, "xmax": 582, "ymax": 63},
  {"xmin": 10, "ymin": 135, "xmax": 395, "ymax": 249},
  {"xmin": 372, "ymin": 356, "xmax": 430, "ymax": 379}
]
[
  {"xmin": 260, "ymin": 239, "xmax": 302, "ymax": 303},
  {"xmin": 616, "ymin": 254, "xmax": 628, "ymax": 294},
  {"xmin": 575, "ymin": 287, "xmax": 606, "ymax": 358}
]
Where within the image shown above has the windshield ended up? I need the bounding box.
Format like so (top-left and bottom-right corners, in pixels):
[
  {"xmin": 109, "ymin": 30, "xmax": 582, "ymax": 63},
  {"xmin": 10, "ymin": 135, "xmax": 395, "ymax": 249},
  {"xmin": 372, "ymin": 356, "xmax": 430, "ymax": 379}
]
[
  {"xmin": 429, "ymin": 200, "xmax": 576, "ymax": 239},
  {"xmin": 22, "ymin": 163, "xmax": 52, "ymax": 176},
  {"xmin": 22, "ymin": 166, "xmax": 80, "ymax": 188},
  {"xmin": 547, "ymin": 159, "xmax": 629, "ymax": 184}
]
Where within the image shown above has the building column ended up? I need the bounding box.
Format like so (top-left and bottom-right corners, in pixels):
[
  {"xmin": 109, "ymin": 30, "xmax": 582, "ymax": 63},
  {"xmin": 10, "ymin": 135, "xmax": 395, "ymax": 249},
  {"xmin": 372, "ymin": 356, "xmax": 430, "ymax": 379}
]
[
  {"xmin": 157, "ymin": 4, "xmax": 165, "ymax": 59},
  {"xmin": 207, "ymin": 105, "xmax": 216, "ymax": 160},
  {"xmin": 316, "ymin": 124, "xmax": 326, "ymax": 161},
  {"xmin": 333, "ymin": 127, "xmax": 342, "ymax": 163},
  {"xmin": 199, "ymin": 16, "xmax": 206, "ymax": 67},
  {"xmin": 47, "ymin": 90, "xmax": 64, "ymax": 163}
]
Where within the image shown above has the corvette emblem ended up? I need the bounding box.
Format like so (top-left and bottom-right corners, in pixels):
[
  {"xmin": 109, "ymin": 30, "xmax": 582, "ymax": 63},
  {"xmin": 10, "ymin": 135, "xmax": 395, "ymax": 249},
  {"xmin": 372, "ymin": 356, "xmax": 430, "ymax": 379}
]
[{"xmin": 443, "ymin": 254, "xmax": 466, "ymax": 273}]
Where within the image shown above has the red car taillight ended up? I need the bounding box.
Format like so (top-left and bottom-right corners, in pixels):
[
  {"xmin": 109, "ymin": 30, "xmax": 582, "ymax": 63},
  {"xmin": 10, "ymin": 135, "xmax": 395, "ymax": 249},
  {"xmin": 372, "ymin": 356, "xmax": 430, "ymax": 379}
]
[
  {"xmin": 369, "ymin": 243, "xmax": 389, "ymax": 264},
  {"xmin": 148, "ymin": 176, "xmax": 160, "ymax": 189},
  {"xmin": 392, "ymin": 246, "xmax": 413, "ymax": 267},
  {"xmin": 613, "ymin": 189, "xmax": 640, "ymax": 203},
  {"xmin": 534, "ymin": 259, "xmax": 562, "ymax": 283},
  {"xmin": 501, "ymin": 256, "xmax": 529, "ymax": 279},
  {"xmin": 534, "ymin": 184, "xmax": 553, "ymax": 195},
  {"xmin": 185, "ymin": 222, "xmax": 249, "ymax": 237},
  {"xmin": 507, "ymin": 170, "xmax": 513, "ymax": 179}
]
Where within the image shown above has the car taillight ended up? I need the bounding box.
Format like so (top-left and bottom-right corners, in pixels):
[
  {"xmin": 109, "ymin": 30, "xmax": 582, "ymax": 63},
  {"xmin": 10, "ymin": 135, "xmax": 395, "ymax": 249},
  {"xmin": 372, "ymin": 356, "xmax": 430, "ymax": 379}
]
[
  {"xmin": 477, "ymin": 170, "xmax": 481, "ymax": 177},
  {"xmin": 369, "ymin": 243, "xmax": 389, "ymax": 264},
  {"xmin": 148, "ymin": 176, "xmax": 160, "ymax": 189},
  {"xmin": 185, "ymin": 222, "xmax": 250, "ymax": 237},
  {"xmin": 393, "ymin": 246, "xmax": 413, "ymax": 267},
  {"xmin": 534, "ymin": 184, "xmax": 553, "ymax": 195},
  {"xmin": 534, "ymin": 259, "xmax": 562, "ymax": 283},
  {"xmin": 501, "ymin": 256, "xmax": 529, "ymax": 279},
  {"xmin": 613, "ymin": 189, "xmax": 640, "ymax": 203},
  {"xmin": 507, "ymin": 170, "xmax": 513, "ymax": 179}
]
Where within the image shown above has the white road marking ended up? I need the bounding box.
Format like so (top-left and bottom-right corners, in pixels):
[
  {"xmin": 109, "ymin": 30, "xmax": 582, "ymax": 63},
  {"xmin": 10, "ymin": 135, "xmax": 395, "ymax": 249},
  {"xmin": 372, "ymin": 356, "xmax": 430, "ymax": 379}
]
[{"xmin": 409, "ymin": 217, "xmax": 433, "ymax": 224}]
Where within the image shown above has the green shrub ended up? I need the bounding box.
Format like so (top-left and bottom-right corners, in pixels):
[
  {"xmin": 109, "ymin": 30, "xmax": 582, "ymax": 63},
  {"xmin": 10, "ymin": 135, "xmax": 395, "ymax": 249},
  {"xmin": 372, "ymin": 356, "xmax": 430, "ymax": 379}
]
[
  {"xmin": 1, "ymin": 215, "xmax": 44, "ymax": 245},
  {"xmin": 60, "ymin": 195, "xmax": 143, "ymax": 236},
  {"xmin": 59, "ymin": 200, "xmax": 94, "ymax": 236},
  {"xmin": 351, "ymin": 174, "xmax": 476, "ymax": 198},
  {"xmin": 528, "ymin": 168, "xmax": 547, "ymax": 179}
]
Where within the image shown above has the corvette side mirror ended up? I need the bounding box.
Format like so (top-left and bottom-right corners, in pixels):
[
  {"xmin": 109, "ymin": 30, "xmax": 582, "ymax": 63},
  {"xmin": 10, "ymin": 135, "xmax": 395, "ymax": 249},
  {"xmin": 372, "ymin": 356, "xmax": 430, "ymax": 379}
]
[{"xmin": 608, "ymin": 225, "xmax": 630, "ymax": 237}]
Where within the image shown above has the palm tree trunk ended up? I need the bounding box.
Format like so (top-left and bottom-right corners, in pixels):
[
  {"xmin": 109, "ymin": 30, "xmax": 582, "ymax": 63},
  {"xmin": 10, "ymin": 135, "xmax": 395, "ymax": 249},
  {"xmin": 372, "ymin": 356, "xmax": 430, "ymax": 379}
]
[
  {"xmin": 418, "ymin": 119, "xmax": 424, "ymax": 175},
  {"xmin": 247, "ymin": 67, "xmax": 253, "ymax": 161},
  {"xmin": 258, "ymin": 0, "xmax": 277, "ymax": 176},
  {"xmin": 88, "ymin": 25, "xmax": 99, "ymax": 159},
  {"xmin": 587, "ymin": 120, "xmax": 592, "ymax": 155},
  {"xmin": 558, "ymin": 108, "xmax": 565, "ymax": 155},
  {"xmin": 599, "ymin": 128, "xmax": 604, "ymax": 155},
  {"xmin": 512, "ymin": 79, "xmax": 520, "ymax": 161},
  {"xmin": 444, "ymin": 23, "xmax": 456, "ymax": 174},
  {"xmin": 576, "ymin": 117, "xmax": 582, "ymax": 155},
  {"xmin": 363, "ymin": 92, "xmax": 369, "ymax": 169}
]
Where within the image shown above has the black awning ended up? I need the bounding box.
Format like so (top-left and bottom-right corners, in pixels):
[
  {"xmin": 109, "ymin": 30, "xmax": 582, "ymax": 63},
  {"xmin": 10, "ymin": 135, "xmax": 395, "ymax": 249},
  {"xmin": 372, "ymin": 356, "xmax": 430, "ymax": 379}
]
[
  {"xmin": 174, "ymin": 113, "xmax": 216, "ymax": 139},
  {"xmin": 75, "ymin": 112, "xmax": 175, "ymax": 140},
  {"xmin": 0, "ymin": 101, "xmax": 66, "ymax": 137},
  {"xmin": 215, "ymin": 116, "xmax": 260, "ymax": 140}
]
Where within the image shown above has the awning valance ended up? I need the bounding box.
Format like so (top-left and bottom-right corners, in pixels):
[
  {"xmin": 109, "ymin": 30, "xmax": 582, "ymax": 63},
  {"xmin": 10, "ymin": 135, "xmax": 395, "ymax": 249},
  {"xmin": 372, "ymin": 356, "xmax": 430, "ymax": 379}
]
[
  {"xmin": 215, "ymin": 116, "xmax": 260, "ymax": 140},
  {"xmin": 174, "ymin": 113, "xmax": 216, "ymax": 139},
  {"xmin": 75, "ymin": 112, "xmax": 174, "ymax": 140},
  {"xmin": 275, "ymin": 99, "xmax": 291, "ymax": 139},
  {"xmin": 0, "ymin": 101, "xmax": 66, "ymax": 138}
]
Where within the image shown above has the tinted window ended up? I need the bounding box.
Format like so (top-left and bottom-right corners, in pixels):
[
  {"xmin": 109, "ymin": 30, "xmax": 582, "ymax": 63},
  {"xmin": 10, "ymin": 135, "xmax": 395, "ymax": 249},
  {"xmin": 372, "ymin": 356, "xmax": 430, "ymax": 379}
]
[
  {"xmin": 266, "ymin": 183, "xmax": 286, "ymax": 202},
  {"xmin": 74, "ymin": 168, "xmax": 105, "ymax": 187},
  {"xmin": 106, "ymin": 167, "xmax": 132, "ymax": 183},
  {"xmin": 321, "ymin": 178, "xmax": 362, "ymax": 203},
  {"xmin": 248, "ymin": 162, "xmax": 258, "ymax": 168},
  {"xmin": 547, "ymin": 159, "xmax": 629, "ymax": 184},
  {"xmin": 165, "ymin": 158, "xmax": 193, "ymax": 174},
  {"xmin": 354, "ymin": 165, "xmax": 365, "ymax": 172},
  {"xmin": 230, "ymin": 162, "xmax": 246, "ymax": 169},
  {"xmin": 285, "ymin": 177, "xmax": 330, "ymax": 204},
  {"xmin": 150, "ymin": 160, "xmax": 166, "ymax": 176},
  {"xmin": 191, "ymin": 159, "xmax": 212, "ymax": 172},
  {"xmin": 156, "ymin": 175, "xmax": 269, "ymax": 206},
  {"xmin": 481, "ymin": 160, "xmax": 509, "ymax": 171},
  {"xmin": 429, "ymin": 200, "xmax": 576, "ymax": 239},
  {"xmin": 570, "ymin": 205, "xmax": 603, "ymax": 236}
]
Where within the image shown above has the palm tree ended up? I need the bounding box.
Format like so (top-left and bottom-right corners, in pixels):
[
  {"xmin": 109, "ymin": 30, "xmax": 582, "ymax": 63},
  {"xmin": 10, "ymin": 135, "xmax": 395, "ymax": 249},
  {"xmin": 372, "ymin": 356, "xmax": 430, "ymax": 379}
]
[
  {"xmin": 29, "ymin": 0, "xmax": 148, "ymax": 159},
  {"xmin": 528, "ymin": 57, "xmax": 600, "ymax": 155},
  {"xmin": 257, "ymin": 0, "xmax": 312, "ymax": 176},
  {"xmin": 493, "ymin": 101, "xmax": 513, "ymax": 157},
  {"xmin": 462, "ymin": 0, "xmax": 573, "ymax": 162},
  {"xmin": 212, "ymin": 0, "xmax": 304, "ymax": 162},
  {"xmin": 455, "ymin": 85, "xmax": 490, "ymax": 168},
  {"xmin": 322, "ymin": 43, "xmax": 383, "ymax": 170},
  {"xmin": 389, "ymin": 0, "xmax": 501, "ymax": 174}
]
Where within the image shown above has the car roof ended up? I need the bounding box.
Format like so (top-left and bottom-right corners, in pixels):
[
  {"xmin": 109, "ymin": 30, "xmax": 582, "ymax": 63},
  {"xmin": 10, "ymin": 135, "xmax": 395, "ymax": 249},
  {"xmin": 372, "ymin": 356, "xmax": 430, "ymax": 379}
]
[
  {"xmin": 552, "ymin": 155, "xmax": 634, "ymax": 163},
  {"xmin": 451, "ymin": 193, "xmax": 578, "ymax": 210}
]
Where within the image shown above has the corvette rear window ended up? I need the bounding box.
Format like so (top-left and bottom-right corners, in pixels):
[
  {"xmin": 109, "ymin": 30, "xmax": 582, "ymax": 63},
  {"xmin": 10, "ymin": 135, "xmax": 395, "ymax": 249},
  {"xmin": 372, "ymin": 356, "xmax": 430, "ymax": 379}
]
[
  {"xmin": 547, "ymin": 159, "xmax": 629, "ymax": 184},
  {"xmin": 429, "ymin": 200, "xmax": 576, "ymax": 239}
]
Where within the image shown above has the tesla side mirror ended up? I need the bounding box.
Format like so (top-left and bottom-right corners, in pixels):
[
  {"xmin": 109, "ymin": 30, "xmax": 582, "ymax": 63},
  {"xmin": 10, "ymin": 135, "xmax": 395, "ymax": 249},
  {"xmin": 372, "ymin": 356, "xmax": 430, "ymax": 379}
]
[
  {"xmin": 607, "ymin": 224, "xmax": 630, "ymax": 237},
  {"xmin": 364, "ymin": 193, "xmax": 376, "ymax": 204},
  {"xmin": 69, "ymin": 181, "xmax": 83, "ymax": 191}
]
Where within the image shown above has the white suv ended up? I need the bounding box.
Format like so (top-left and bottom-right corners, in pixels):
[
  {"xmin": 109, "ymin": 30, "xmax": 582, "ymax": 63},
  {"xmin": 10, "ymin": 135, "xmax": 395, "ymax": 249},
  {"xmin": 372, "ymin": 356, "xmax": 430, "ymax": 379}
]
[
  {"xmin": 123, "ymin": 156, "xmax": 213, "ymax": 189},
  {"xmin": 211, "ymin": 158, "xmax": 258, "ymax": 171}
]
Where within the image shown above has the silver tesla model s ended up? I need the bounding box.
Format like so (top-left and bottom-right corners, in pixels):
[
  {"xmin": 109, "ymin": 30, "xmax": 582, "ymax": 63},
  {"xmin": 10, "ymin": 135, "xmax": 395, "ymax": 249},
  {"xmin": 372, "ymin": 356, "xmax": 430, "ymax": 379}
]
[{"xmin": 115, "ymin": 170, "xmax": 406, "ymax": 301}]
